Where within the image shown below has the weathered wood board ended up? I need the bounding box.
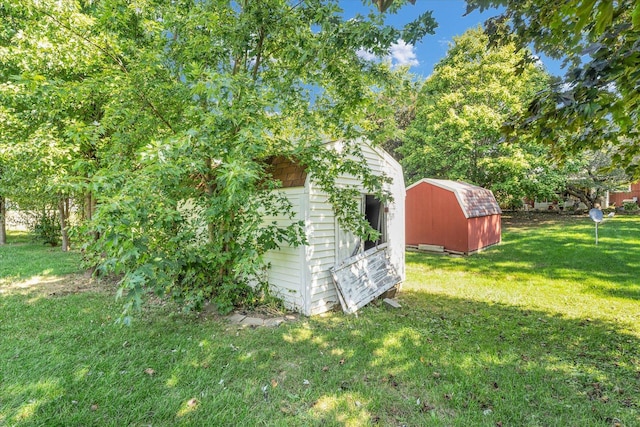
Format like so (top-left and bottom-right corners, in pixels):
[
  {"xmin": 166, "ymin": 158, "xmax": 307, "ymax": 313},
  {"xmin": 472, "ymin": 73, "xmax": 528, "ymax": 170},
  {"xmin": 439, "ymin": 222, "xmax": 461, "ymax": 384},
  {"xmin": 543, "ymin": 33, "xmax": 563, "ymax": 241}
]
[
  {"xmin": 418, "ymin": 244, "xmax": 444, "ymax": 252},
  {"xmin": 330, "ymin": 244, "xmax": 402, "ymax": 314}
]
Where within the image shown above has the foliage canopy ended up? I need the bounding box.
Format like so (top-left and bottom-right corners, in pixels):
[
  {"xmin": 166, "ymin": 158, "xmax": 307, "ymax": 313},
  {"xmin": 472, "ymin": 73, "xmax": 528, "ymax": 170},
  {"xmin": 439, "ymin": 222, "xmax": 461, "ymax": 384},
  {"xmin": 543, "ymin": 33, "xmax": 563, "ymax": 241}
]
[
  {"xmin": 467, "ymin": 0, "xmax": 640, "ymax": 179},
  {"xmin": 400, "ymin": 27, "xmax": 563, "ymax": 208},
  {"xmin": 0, "ymin": 0, "xmax": 436, "ymax": 316}
]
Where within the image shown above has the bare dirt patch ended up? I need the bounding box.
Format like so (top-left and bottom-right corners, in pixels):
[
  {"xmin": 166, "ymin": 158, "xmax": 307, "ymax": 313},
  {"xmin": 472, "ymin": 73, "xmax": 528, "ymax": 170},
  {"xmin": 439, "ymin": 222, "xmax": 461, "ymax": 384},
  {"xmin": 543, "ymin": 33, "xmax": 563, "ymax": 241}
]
[
  {"xmin": 0, "ymin": 271, "xmax": 117, "ymax": 298},
  {"xmin": 1, "ymin": 270, "xmax": 299, "ymax": 326}
]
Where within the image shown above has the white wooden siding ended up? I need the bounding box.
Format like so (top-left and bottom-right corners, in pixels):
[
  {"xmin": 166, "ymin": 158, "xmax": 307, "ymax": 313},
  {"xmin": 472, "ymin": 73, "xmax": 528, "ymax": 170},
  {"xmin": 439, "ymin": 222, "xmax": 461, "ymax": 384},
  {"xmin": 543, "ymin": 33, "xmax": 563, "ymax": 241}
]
[
  {"xmin": 382, "ymin": 149, "xmax": 406, "ymax": 282},
  {"xmin": 262, "ymin": 187, "xmax": 308, "ymax": 313},
  {"xmin": 306, "ymin": 141, "xmax": 406, "ymax": 315},
  {"xmin": 304, "ymin": 186, "xmax": 338, "ymax": 315},
  {"xmin": 264, "ymin": 141, "xmax": 405, "ymax": 316}
]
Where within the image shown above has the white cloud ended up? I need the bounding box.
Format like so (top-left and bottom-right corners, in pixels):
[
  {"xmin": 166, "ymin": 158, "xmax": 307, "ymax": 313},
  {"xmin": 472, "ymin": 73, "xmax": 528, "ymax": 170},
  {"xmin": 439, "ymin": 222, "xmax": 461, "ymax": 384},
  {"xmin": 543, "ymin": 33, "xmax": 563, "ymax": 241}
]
[
  {"xmin": 531, "ymin": 54, "xmax": 544, "ymax": 69},
  {"xmin": 356, "ymin": 40, "xmax": 419, "ymax": 69},
  {"xmin": 389, "ymin": 39, "xmax": 419, "ymax": 68},
  {"xmin": 356, "ymin": 48, "xmax": 377, "ymax": 62}
]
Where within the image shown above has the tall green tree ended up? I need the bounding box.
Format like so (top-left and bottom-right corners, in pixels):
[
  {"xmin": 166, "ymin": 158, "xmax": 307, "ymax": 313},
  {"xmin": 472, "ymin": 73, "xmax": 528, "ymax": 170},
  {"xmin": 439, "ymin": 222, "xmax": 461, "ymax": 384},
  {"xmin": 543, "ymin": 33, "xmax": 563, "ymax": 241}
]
[
  {"xmin": 466, "ymin": 0, "xmax": 640, "ymax": 179},
  {"xmin": 563, "ymin": 147, "xmax": 631, "ymax": 209},
  {"xmin": 371, "ymin": 67, "xmax": 423, "ymax": 160},
  {"xmin": 0, "ymin": 0, "xmax": 114, "ymax": 249},
  {"xmin": 2, "ymin": 0, "xmax": 437, "ymax": 316},
  {"xmin": 400, "ymin": 27, "xmax": 562, "ymax": 207}
]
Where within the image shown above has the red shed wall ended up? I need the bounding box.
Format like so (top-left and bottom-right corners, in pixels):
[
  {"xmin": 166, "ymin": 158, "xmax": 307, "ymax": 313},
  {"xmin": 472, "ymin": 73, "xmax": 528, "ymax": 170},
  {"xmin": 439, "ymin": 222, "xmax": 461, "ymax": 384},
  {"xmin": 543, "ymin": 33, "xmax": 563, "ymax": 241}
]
[
  {"xmin": 405, "ymin": 183, "xmax": 432, "ymax": 246},
  {"xmin": 406, "ymin": 183, "xmax": 468, "ymax": 252},
  {"xmin": 467, "ymin": 214, "xmax": 501, "ymax": 252},
  {"xmin": 609, "ymin": 182, "xmax": 640, "ymax": 207}
]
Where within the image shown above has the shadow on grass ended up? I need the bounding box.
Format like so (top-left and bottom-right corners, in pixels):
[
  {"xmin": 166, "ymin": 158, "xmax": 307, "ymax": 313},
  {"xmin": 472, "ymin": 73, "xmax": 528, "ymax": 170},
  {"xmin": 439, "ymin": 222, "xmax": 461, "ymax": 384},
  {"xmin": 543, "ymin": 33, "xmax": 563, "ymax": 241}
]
[
  {"xmin": 288, "ymin": 291, "xmax": 640, "ymax": 426},
  {"xmin": 417, "ymin": 216, "xmax": 640, "ymax": 303},
  {"xmin": 582, "ymin": 278, "xmax": 640, "ymax": 302},
  {"xmin": 1, "ymin": 288, "xmax": 639, "ymax": 426}
]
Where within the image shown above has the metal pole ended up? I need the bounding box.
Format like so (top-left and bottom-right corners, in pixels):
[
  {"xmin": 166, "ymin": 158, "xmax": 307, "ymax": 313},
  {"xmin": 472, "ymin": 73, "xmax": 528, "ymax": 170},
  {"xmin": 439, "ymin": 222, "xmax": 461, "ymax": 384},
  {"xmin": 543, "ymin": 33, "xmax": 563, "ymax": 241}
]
[{"xmin": 595, "ymin": 222, "xmax": 598, "ymax": 245}]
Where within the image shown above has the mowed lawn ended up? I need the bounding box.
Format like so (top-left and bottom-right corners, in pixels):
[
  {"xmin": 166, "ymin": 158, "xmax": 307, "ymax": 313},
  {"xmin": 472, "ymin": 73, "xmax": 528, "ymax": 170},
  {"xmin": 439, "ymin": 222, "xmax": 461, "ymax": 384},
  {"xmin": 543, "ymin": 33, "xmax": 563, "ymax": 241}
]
[{"xmin": 0, "ymin": 214, "xmax": 639, "ymax": 426}]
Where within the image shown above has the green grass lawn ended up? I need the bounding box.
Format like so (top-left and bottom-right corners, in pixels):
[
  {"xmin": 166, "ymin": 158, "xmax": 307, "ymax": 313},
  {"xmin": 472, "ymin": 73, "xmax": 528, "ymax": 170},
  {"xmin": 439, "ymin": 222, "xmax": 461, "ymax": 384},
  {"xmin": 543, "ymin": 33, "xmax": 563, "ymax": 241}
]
[
  {"xmin": 1, "ymin": 215, "xmax": 639, "ymax": 426},
  {"xmin": 0, "ymin": 232, "xmax": 82, "ymax": 286}
]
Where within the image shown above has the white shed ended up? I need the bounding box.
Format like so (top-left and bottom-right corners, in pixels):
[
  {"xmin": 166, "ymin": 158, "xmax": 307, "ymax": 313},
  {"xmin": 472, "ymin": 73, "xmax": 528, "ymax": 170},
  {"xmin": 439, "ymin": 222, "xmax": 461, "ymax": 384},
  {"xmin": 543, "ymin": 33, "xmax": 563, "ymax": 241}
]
[{"xmin": 262, "ymin": 141, "xmax": 405, "ymax": 316}]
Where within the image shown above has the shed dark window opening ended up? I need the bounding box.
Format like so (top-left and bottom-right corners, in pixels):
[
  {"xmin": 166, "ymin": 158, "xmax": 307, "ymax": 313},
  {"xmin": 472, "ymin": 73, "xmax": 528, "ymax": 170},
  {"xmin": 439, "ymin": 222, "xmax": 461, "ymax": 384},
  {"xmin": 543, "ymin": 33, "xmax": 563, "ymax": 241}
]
[{"xmin": 364, "ymin": 194, "xmax": 386, "ymax": 250}]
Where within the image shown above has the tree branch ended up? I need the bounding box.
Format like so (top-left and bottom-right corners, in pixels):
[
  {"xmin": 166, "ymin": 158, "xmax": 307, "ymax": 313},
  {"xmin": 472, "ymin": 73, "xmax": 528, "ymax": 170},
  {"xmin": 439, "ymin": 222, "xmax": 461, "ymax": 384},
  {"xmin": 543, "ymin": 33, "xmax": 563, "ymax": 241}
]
[
  {"xmin": 252, "ymin": 27, "xmax": 265, "ymax": 80},
  {"xmin": 40, "ymin": 10, "xmax": 176, "ymax": 133}
]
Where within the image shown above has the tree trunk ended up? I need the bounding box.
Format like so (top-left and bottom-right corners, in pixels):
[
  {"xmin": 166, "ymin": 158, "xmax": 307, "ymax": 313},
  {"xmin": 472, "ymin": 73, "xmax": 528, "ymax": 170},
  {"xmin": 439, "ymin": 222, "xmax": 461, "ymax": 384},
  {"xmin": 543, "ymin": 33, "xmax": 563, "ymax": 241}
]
[
  {"xmin": 566, "ymin": 186, "xmax": 597, "ymax": 209},
  {"xmin": 58, "ymin": 197, "xmax": 70, "ymax": 252},
  {"xmin": 83, "ymin": 189, "xmax": 98, "ymax": 221},
  {"xmin": 84, "ymin": 191, "xmax": 92, "ymax": 221},
  {"xmin": 83, "ymin": 189, "xmax": 100, "ymax": 240},
  {"xmin": 0, "ymin": 196, "xmax": 6, "ymax": 245},
  {"xmin": 204, "ymin": 157, "xmax": 217, "ymax": 245},
  {"xmin": 91, "ymin": 194, "xmax": 97, "ymax": 220}
]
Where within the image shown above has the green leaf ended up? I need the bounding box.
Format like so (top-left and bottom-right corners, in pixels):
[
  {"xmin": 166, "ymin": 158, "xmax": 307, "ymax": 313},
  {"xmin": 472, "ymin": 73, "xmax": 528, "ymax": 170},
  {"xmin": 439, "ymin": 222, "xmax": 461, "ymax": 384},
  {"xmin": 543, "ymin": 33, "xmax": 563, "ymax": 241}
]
[
  {"xmin": 595, "ymin": 0, "xmax": 613, "ymax": 35},
  {"xmin": 575, "ymin": 0, "xmax": 597, "ymax": 33},
  {"xmin": 632, "ymin": 3, "xmax": 640, "ymax": 29}
]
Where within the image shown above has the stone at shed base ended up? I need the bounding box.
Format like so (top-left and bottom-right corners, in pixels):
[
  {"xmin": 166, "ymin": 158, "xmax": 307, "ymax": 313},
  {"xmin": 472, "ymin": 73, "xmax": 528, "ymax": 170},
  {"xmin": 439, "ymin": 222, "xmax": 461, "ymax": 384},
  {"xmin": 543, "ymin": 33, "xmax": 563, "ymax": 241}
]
[
  {"xmin": 240, "ymin": 317, "xmax": 265, "ymax": 327},
  {"xmin": 383, "ymin": 298, "xmax": 402, "ymax": 309},
  {"xmin": 264, "ymin": 317, "xmax": 285, "ymax": 327},
  {"xmin": 227, "ymin": 313, "xmax": 247, "ymax": 323}
]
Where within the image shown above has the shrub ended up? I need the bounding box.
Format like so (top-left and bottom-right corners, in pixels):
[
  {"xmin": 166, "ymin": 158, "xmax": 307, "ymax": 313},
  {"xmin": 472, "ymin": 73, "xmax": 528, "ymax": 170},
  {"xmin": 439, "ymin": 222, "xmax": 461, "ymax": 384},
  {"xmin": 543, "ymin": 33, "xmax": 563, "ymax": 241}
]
[
  {"xmin": 32, "ymin": 211, "xmax": 61, "ymax": 247},
  {"xmin": 623, "ymin": 201, "xmax": 639, "ymax": 212}
]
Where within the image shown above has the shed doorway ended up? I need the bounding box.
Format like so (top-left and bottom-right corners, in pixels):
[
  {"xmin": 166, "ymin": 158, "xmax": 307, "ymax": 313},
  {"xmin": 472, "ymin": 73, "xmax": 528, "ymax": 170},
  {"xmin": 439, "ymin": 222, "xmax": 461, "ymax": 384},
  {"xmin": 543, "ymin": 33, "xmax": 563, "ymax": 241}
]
[
  {"xmin": 336, "ymin": 194, "xmax": 387, "ymax": 262},
  {"xmin": 364, "ymin": 194, "xmax": 386, "ymax": 250}
]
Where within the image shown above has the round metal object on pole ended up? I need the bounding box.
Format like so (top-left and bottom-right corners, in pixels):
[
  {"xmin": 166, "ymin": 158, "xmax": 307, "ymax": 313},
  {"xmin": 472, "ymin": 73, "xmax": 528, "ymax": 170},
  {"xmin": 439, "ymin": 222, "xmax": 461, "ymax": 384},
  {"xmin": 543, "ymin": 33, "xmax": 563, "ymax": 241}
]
[
  {"xmin": 589, "ymin": 208, "xmax": 603, "ymax": 245},
  {"xmin": 589, "ymin": 208, "xmax": 604, "ymax": 223}
]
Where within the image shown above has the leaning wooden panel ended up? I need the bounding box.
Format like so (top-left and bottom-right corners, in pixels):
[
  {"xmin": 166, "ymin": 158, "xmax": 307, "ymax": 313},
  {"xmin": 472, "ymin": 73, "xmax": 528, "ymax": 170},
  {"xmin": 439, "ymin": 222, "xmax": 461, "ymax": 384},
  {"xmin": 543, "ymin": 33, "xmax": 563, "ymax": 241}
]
[{"xmin": 330, "ymin": 244, "xmax": 402, "ymax": 314}]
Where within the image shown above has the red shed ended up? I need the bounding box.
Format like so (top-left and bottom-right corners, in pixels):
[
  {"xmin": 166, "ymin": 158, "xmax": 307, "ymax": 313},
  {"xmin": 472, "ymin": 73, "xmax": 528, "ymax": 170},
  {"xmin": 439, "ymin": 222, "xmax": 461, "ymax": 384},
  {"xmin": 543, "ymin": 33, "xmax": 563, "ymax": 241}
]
[{"xmin": 406, "ymin": 178, "xmax": 502, "ymax": 254}]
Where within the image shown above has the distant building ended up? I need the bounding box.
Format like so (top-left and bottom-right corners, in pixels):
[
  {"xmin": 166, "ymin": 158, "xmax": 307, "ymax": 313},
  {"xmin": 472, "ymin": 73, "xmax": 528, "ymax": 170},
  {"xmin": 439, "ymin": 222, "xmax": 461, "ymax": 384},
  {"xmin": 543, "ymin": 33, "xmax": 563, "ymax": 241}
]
[
  {"xmin": 607, "ymin": 182, "xmax": 640, "ymax": 208},
  {"xmin": 405, "ymin": 179, "xmax": 501, "ymax": 255}
]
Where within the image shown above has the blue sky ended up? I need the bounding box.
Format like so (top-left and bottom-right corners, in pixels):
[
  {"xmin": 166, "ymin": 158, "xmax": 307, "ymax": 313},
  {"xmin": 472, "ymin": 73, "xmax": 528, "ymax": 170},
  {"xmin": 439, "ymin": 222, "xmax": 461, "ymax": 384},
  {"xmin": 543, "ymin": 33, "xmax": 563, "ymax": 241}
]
[{"xmin": 341, "ymin": 0, "xmax": 564, "ymax": 78}]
